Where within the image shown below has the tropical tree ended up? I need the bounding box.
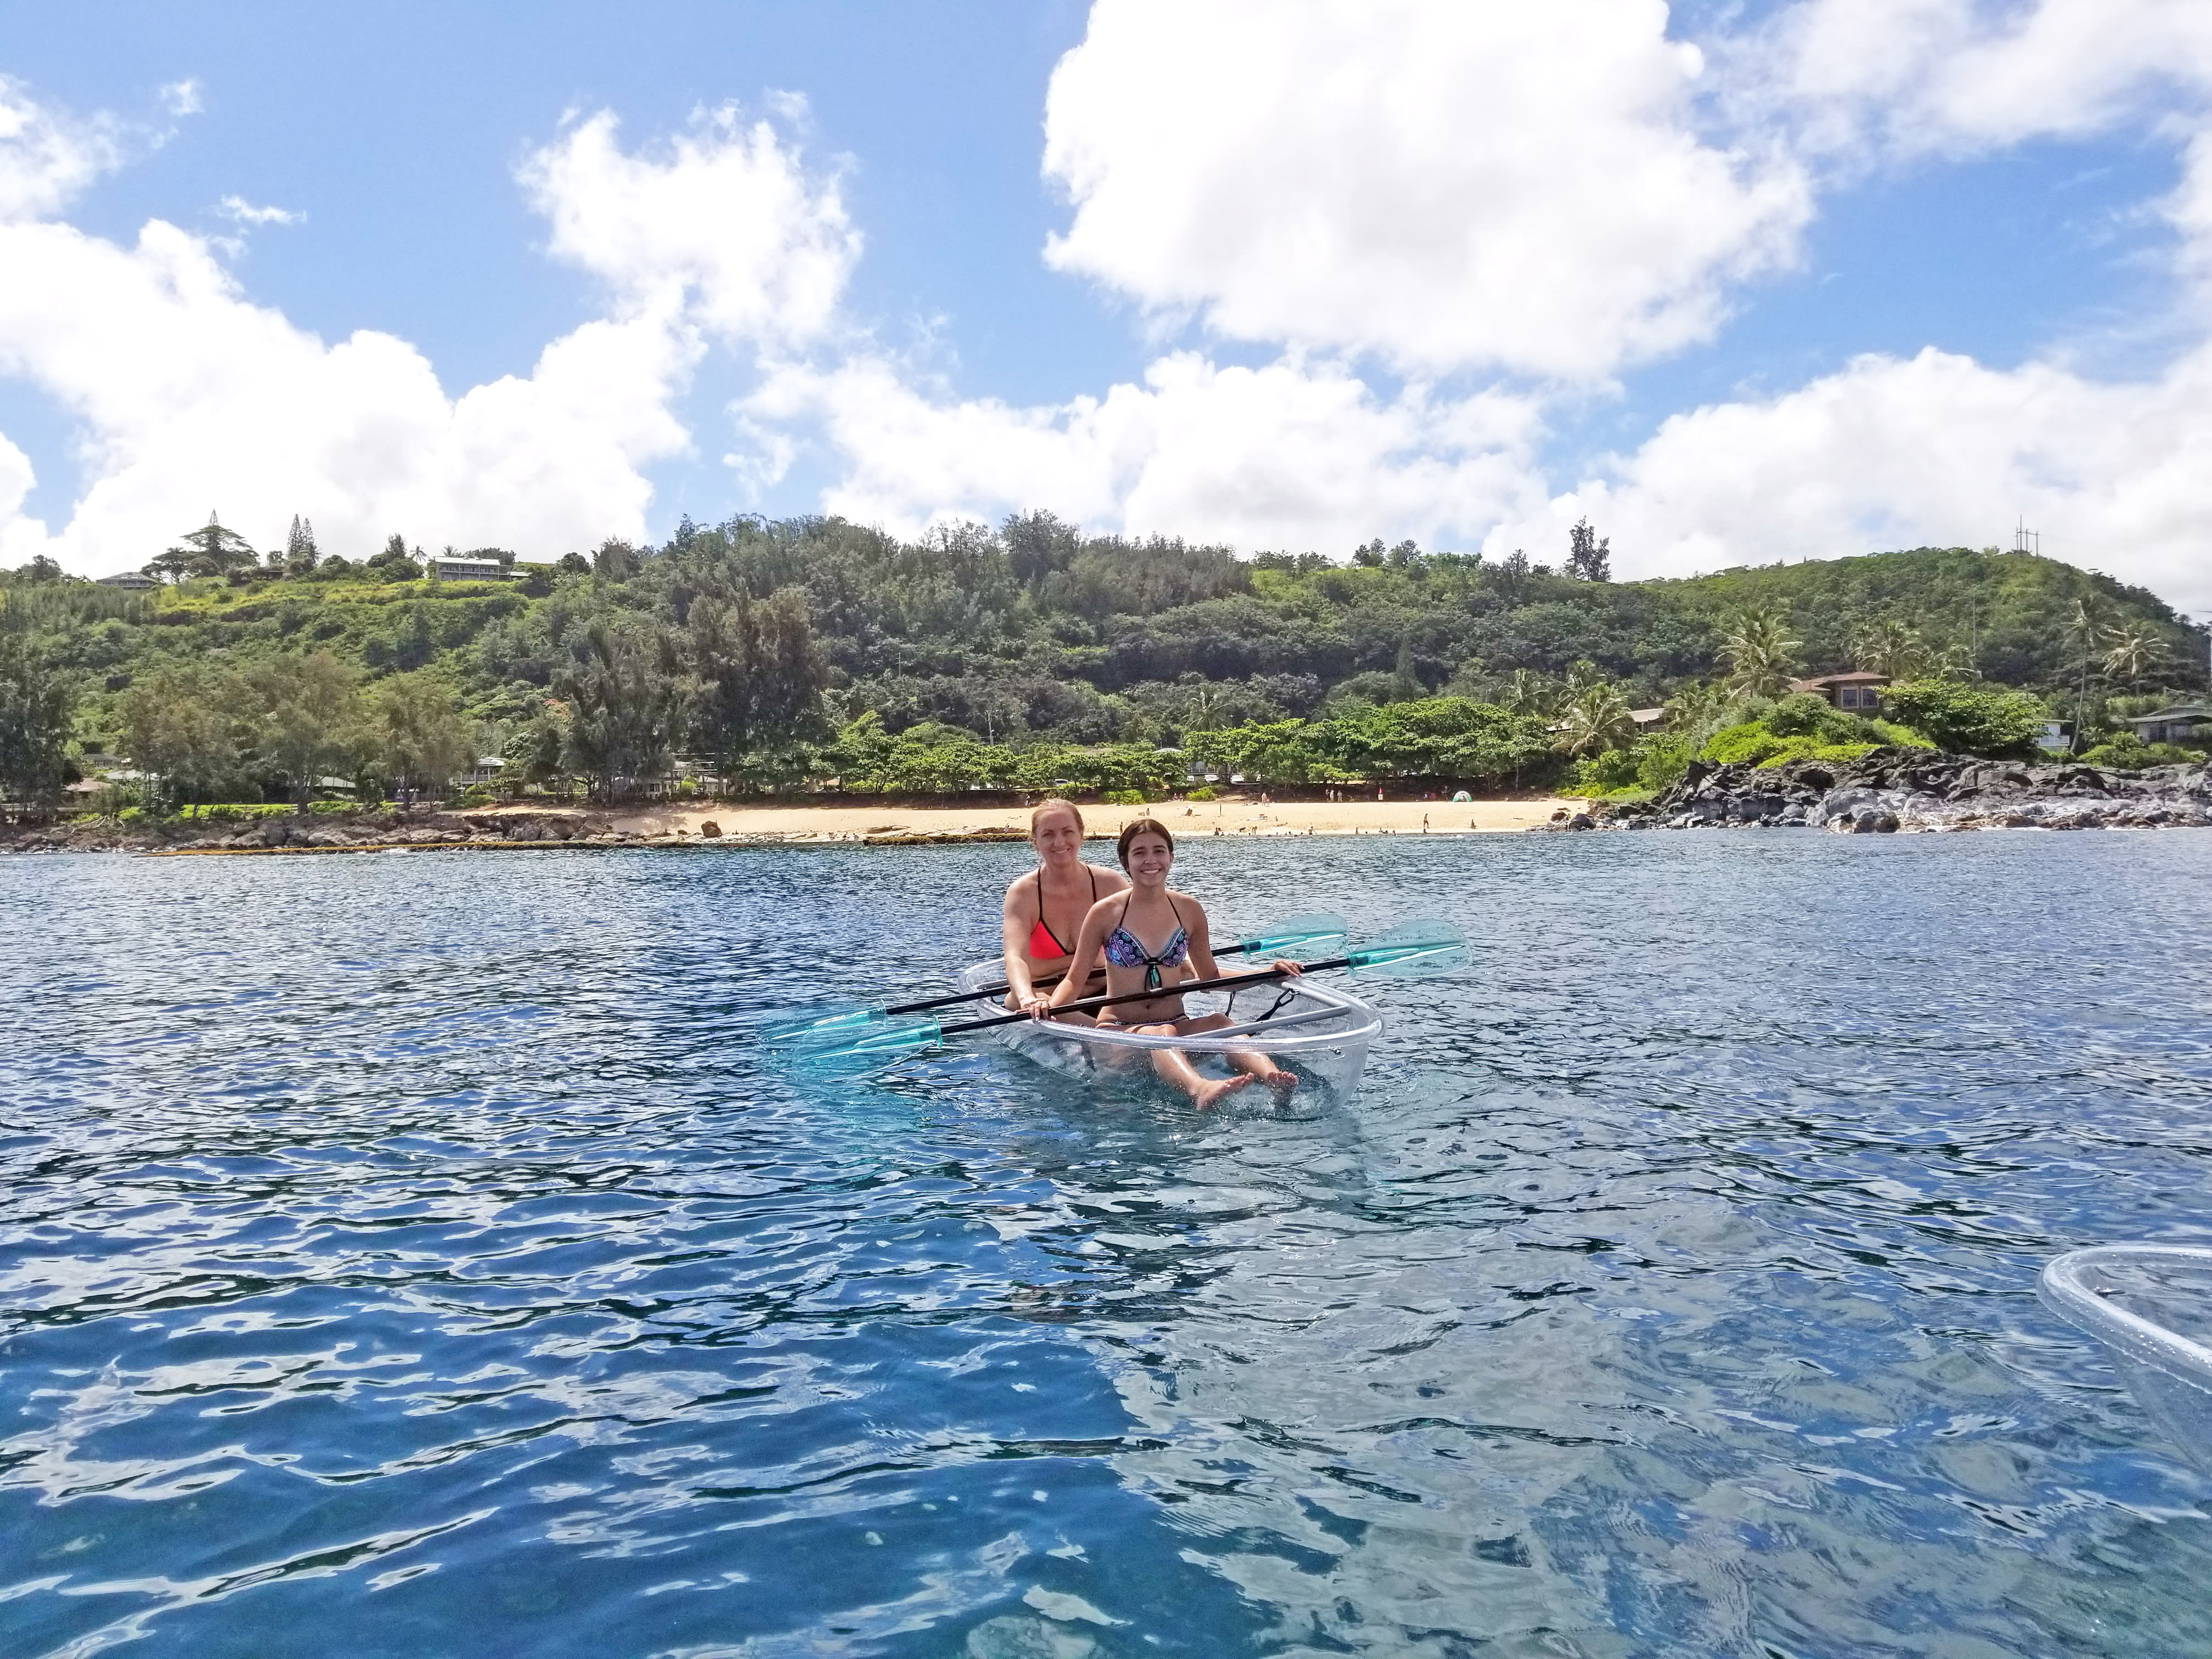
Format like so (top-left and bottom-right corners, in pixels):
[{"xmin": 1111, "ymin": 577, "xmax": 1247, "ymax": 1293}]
[
  {"xmin": 684, "ymin": 586, "xmax": 829, "ymax": 783},
  {"xmin": 557, "ymin": 622, "xmax": 679, "ymax": 798},
  {"xmin": 1883, "ymin": 680, "xmax": 2048, "ymax": 758},
  {"xmin": 1501, "ymin": 669, "xmax": 1559, "ymax": 718},
  {"xmin": 282, "ymin": 516, "xmax": 320, "ymax": 576},
  {"xmin": 365, "ymin": 672, "xmax": 473, "ymax": 802},
  {"xmin": 1328, "ymin": 696, "xmax": 1550, "ymax": 781},
  {"xmin": 365, "ymin": 534, "xmax": 422, "ymax": 581},
  {"xmin": 0, "ymin": 633, "xmax": 76, "ymax": 803},
  {"xmin": 1563, "ymin": 658, "xmax": 1611, "ymax": 697},
  {"xmin": 1553, "ymin": 680, "xmax": 1637, "ymax": 758},
  {"xmin": 592, "ymin": 538, "xmax": 640, "ymax": 581},
  {"xmin": 120, "ymin": 667, "xmax": 243, "ymax": 807},
  {"xmin": 246, "ymin": 651, "xmax": 364, "ymax": 811},
  {"xmin": 1226, "ymin": 718, "xmax": 1328, "ymax": 784},
  {"xmin": 1852, "ymin": 614, "xmax": 1934, "ymax": 680},
  {"xmin": 1717, "ymin": 603, "xmax": 1801, "ymax": 698},
  {"xmin": 505, "ymin": 708, "xmax": 569, "ymax": 793},
  {"xmin": 146, "ymin": 513, "xmax": 258, "ymax": 583},
  {"xmin": 1565, "ymin": 517, "xmax": 1611, "ymax": 582},
  {"xmin": 2101, "ymin": 621, "xmax": 2172, "ymax": 689},
  {"xmin": 1662, "ymin": 680, "xmax": 1735, "ymax": 740},
  {"xmin": 2062, "ymin": 595, "xmax": 2109, "ymax": 751}
]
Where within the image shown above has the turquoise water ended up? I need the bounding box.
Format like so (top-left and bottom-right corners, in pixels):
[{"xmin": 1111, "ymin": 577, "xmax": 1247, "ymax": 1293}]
[{"xmin": 4, "ymin": 833, "xmax": 2212, "ymax": 1657}]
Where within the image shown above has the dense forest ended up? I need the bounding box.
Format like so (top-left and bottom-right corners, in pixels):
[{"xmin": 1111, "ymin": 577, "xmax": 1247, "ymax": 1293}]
[{"xmin": 1, "ymin": 509, "xmax": 2204, "ymax": 808}]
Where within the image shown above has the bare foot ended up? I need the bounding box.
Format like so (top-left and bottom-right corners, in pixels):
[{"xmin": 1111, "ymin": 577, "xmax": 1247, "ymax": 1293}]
[
  {"xmin": 1192, "ymin": 1074, "xmax": 1256, "ymax": 1112},
  {"xmin": 1262, "ymin": 1067, "xmax": 1300, "ymax": 1105}
]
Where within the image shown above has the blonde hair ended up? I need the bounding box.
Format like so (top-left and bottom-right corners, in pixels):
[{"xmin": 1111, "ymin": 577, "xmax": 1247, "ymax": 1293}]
[{"xmin": 1029, "ymin": 797, "xmax": 1085, "ymax": 837}]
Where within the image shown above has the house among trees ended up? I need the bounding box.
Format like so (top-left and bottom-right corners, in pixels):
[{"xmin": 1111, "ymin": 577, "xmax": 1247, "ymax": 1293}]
[
  {"xmin": 2128, "ymin": 704, "xmax": 2212, "ymax": 745},
  {"xmin": 426, "ymin": 549, "xmax": 514, "ymax": 582},
  {"xmin": 1790, "ymin": 672, "xmax": 1891, "ymax": 713},
  {"xmin": 96, "ymin": 571, "xmax": 159, "ymax": 590}
]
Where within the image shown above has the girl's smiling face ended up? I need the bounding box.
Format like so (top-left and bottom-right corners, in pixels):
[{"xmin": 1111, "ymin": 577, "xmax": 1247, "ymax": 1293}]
[
  {"xmin": 1122, "ymin": 832, "xmax": 1173, "ymax": 884},
  {"xmin": 1031, "ymin": 808, "xmax": 1082, "ymax": 862}
]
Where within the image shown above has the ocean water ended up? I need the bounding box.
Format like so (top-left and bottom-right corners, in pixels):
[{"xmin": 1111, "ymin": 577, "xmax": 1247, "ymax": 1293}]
[{"xmin": 4, "ymin": 831, "xmax": 2211, "ymax": 1658}]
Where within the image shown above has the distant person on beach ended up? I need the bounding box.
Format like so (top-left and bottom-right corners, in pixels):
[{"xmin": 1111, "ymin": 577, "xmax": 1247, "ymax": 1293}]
[
  {"xmin": 1043, "ymin": 817, "xmax": 1301, "ymax": 1110},
  {"xmin": 1001, "ymin": 798, "xmax": 1127, "ymax": 1019}
]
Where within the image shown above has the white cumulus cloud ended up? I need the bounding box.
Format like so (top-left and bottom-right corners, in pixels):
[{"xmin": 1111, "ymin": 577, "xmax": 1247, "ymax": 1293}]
[
  {"xmin": 1040, "ymin": 0, "xmax": 1810, "ymax": 380},
  {"xmin": 1756, "ymin": 0, "xmax": 2212, "ymax": 159},
  {"xmin": 519, "ymin": 105, "xmax": 860, "ymax": 346},
  {"xmin": 741, "ymin": 349, "xmax": 1547, "ymax": 553},
  {"xmin": 215, "ymin": 195, "xmax": 301, "ymax": 227},
  {"xmin": 1532, "ymin": 339, "xmax": 2212, "ymax": 614},
  {"xmin": 0, "ymin": 86, "xmax": 852, "ymax": 576},
  {"xmin": 0, "ymin": 75, "xmax": 125, "ymax": 224}
]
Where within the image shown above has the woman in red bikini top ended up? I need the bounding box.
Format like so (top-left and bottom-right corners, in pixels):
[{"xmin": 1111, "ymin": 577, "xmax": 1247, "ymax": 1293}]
[{"xmin": 1000, "ymin": 797, "xmax": 1128, "ymax": 1018}]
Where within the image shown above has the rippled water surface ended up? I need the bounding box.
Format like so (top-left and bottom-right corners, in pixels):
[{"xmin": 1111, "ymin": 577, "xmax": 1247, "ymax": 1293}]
[{"xmin": 7, "ymin": 832, "xmax": 2212, "ymax": 1657}]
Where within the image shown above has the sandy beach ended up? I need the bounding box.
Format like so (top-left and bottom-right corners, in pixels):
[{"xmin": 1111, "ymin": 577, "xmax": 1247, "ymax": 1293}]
[{"xmin": 589, "ymin": 795, "xmax": 1576, "ymax": 843}]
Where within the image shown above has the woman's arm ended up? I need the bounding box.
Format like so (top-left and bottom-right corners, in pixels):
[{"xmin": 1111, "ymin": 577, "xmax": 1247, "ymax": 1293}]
[
  {"xmin": 1001, "ymin": 876, "xmax": 1042, "ymax": 1011},
  {"xmin": 1045, "ymin": 899, "xmax": 1116, "ymax": 1014}
]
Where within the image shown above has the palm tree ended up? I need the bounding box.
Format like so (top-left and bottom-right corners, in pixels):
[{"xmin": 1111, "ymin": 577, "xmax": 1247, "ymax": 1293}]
[
  {"xmin": 1502, "ymin": 669, "xmax": 1559, "ymax": 719},
  {"xmin": 2063, "ymin": 596, "xmax": 2108, "ymax": 752},
  {"xmin": 1554, "ymin": 681, "xmax": 1637, "ymax": 758},
  {"xmin": 1717, "ymin": 604, "xmax": 1801, "ymax": 699},
  {"xmin": 2101, "ymin": 622, "xmax": 2172, "ymax": 689},
  {"xmin": 1662, "ymin": 680, "xmax": 1735, "ymax": 741},
  {"xmin": 1564, "ymin": 658, "xmax": 1610, "ymax": 696},
  {"xmin": 1852, "ymin": 615, "xmax": 1932, "ymax": 680}
]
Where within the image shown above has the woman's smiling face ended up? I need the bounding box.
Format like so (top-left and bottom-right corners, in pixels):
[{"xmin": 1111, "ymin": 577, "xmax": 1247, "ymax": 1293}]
[
  {"xmin": 1031, "ymin": 808, "xmax": 1082, "ymax": 861},
  {"xmin": 1122, "ymin": 832, "xmax": 1173, "ymax": 883}
]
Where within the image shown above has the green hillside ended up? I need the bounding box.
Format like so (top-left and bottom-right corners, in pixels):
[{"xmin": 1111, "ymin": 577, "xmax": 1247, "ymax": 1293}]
[{"xmin": 1, "ymin": 517, "xmax": 2203, "ymax": 805}]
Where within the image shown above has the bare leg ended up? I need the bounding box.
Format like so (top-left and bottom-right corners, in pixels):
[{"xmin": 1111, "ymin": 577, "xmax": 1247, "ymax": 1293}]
[
  {"xmin": 1176, "ymin": 1014, "xmax": 1299, "ymax": 1105},
  {"xmin": 1132, "ymin": 1022, "xmax": 1254, "ymax": 1110},
  {"xmin": 1228, "ymin": 1048, "xmax": 1298, "ymax": 1104}
]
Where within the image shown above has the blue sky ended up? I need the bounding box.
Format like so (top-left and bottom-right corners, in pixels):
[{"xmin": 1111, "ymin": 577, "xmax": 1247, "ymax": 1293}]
[{"xmin": 2, "ymin": 1, "xmax": 2209, "ymax": 610}]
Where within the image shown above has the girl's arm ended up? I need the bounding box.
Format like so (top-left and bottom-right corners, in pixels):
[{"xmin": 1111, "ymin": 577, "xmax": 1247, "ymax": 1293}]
[
  {"xmin": 1044, "ymin": 899, "xmax": 1115, "ymax": 1015},
  {"xmin": 1001, "ymin": 875, "xmax": 1042, "ymax": 1011}
]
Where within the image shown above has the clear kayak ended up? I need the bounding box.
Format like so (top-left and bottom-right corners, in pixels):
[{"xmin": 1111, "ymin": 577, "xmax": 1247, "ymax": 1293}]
[
  {"xmin": 956, "ymin": 959, "xmax": 1383, "ymax": 1107},
  {"xmin": 2039, "ymin": 1244, "xmax": 2212, "ymax": 1473}
]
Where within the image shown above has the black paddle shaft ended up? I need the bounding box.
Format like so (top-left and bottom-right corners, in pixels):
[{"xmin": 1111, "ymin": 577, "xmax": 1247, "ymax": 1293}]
[
  {"xmin": 934, "ymin": 956, "xmax": 1350, "ymax": 1037},
  {"xmin": 883, "ymin": 938, "xmax": 1268, "ymax": 1017}
]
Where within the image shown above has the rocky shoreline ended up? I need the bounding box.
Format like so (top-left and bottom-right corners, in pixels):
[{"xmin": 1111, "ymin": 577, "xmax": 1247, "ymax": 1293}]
[
  {"xmin": 0, "ymin": 810, "xmax": 1037, "ymax": 856},
  {"xmin": 1554, "ymin": 748, "xmax": 2212, "ymax": 833}
]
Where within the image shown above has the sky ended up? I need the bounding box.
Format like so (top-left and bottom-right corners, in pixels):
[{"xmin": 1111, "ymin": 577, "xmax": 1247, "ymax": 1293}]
[{"xmin": 2, "ymin": 0, "xmax": 2210, "ymax": 612}]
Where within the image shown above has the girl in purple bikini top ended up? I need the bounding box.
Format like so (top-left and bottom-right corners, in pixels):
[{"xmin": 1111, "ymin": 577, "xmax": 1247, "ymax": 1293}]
[{"xmin": 1102, "ymin": 893, "xmax": 1189, "ymax": 990}]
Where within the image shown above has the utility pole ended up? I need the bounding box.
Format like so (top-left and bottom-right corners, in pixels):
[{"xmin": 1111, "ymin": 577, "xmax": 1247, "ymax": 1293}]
[{"xmin": 2013, "ymin": 520, "xmax": 2039, "ymax": 557}]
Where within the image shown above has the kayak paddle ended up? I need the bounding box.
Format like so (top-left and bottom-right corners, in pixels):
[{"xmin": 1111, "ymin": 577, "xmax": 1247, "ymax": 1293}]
[
  {"xmin": 761, "ymin": 911, "xmax": 1348, "ymax": 1052},
  {"xmin": 783, "ymin": 917, "xmax": 1466, "ymax": 1075}
]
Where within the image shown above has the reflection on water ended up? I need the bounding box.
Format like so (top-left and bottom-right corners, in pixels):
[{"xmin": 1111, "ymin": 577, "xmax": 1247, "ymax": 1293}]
[{"xmin": 4, "ymin": 831, "xmax": 2212, "ymax": 1656}]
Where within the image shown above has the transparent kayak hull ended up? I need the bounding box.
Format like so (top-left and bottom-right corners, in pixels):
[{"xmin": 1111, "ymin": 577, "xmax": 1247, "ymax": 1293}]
[
  {"xmin": 956, "ymin": 960, "xmax": 1381, "ymax": 1105},
  {"xmin": 2039, "ymin": 1244, "xmax": 2212, "ymax": 1473}
]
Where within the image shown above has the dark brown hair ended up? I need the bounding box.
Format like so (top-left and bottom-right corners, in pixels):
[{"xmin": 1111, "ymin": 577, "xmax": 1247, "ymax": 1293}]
[{"xmin": 1115, "ymin": 816, "xmax": 1175, "ymax": 867}]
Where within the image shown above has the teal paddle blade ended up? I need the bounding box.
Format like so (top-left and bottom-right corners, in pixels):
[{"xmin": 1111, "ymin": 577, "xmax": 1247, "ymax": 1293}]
[
  {"xmin": 1347, "ymin": 919, "xmax": 1469, "ymax": 977},
  {"xmin": 761, "ymin": 1006, "xmax": 890, "ymax": 1049},
  {"xmin": 787, "ymin": 1014, "xmax": 946, "ymax": 1075},
  {"xmin": 1236, "ymin": 911, "xmax": 1349, "ymax": 962}
]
